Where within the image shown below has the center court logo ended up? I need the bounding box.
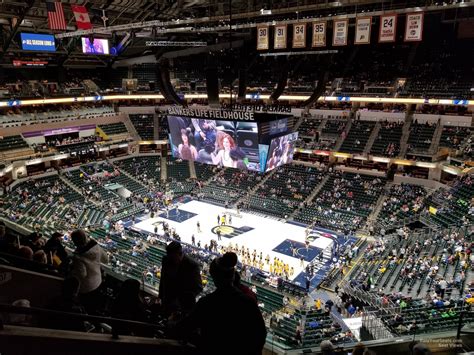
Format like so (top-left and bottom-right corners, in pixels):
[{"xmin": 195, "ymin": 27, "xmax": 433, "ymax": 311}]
[{"xmin": 211, "ymin": 225, "xmax": 254, "ymax": 239}]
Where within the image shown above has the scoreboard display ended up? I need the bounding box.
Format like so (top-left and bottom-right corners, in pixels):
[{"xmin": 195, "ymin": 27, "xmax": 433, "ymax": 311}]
[{"xmin": 167, "ymin": 108, "xmax": 295, "ymax": 173}]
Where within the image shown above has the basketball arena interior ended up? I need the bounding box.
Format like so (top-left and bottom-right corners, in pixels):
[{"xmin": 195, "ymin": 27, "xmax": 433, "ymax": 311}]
[{"xmin": 0, "ymin": 0, "xmax": 473, "ymax": 354}]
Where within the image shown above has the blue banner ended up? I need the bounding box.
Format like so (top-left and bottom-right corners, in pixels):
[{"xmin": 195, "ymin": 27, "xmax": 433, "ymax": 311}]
[
  {"xmin": 258, "ymin": 144, "xmax": 269, "ymax": 173},
  {"xmin": 20, "ymin": 33, "xmax": 56, "ymax": 52}
]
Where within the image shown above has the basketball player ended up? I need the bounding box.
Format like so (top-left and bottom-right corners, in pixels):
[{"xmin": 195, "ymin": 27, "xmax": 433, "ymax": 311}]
[
  {"xmin": 217, "ymin": 228, "xmax": 222, "ymax": 241},
  {"xmin": 221, "ymin": 215, "xmax": 226, "ymax": 226},
  {"xmin": 291, "ymin": 243, "xmax": 298, "ymax": 257},
  {"xmin": 228, "ymin": 215, "xmax": 232, "ymax": 225},
  {"xmin": 196, "ymin": 221, "xmax": 201, "ymax": 233},
  {"xmin": 217, "ymin": 214, "xmax": 220, "ymax": 225}
]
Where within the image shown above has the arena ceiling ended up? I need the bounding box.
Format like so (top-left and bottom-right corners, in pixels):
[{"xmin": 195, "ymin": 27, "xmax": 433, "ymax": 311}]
[{"xmin": 0, "ymin": 0, "xmax": 472, "ymax": 67}]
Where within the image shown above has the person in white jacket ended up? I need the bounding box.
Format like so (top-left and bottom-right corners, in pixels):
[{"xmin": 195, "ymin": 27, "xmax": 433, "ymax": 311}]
[{"xmin": 71, "ymin": 229, "xmax": 109, "ymax": 314}]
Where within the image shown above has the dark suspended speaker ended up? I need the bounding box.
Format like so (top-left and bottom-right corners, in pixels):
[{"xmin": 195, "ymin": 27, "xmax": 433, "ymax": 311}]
[
  {"xmin": 206, "ymin": 59, "xmax": 220, "ymax": 106},
  {"xmin": 157, "ymin": 59, "xmax": 186, "ymax": 106},
  {"xmin": 302, "ymin": 71, "xmax": 330, "ymax": 107},
  {"xmin": 270, "ymin": 61, "xmax": 289, "ymax": 102},
  {"xmin": 237, "ymin": 68, "xmax": 247, "ymax": 100}
]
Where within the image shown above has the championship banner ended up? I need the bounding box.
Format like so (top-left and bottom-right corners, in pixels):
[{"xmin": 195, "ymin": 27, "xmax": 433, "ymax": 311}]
[
  {"xmin": 332, "ymin": 19, "xmax": 348, "ymax": 46},
  {"xmin": 292, "ymin": 23, "xmax": 307, "ymax": 48},
  {"xmin": 312, "ymin": 21, "xmax": 326, "ymax": 47},
  {"xmin": 274, "ymin": 25, "xmax": 287, "ymax": 49},
  {"xmin": 355, "ymin": 17, "xmax": 371, "ymax": 44},
  {"xmin": 256, "ymin": 26, "xmax": 269, "ymax": 50},
  {"xmin": 379, "ymin": 14, "xmax": 397, "ymax": 42},
  {"xmin": 404, "ymin": 12, "xmax": 424, "ymax": 42}
]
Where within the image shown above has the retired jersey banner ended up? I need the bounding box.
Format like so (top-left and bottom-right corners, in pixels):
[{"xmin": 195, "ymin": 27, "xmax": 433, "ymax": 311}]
[
  {"xmin": 257, "ymin": 26, "xmax": 269, "ymax": 50},
  {"xmin": 292, "ymin": 23, "xmax": 307, "ymax": 48},
  {"xmin": 379, "ymin": 14, "xmax": 397, "ymax": 42},
  {"xmin": 404, "ymin": 12, "xmax": 424, "ymax": 42},
  {"xmin": 312, "ymin": 21, "xmax": 326, "ymax": 47},
  {"xmin": 274, "ymin": 25, "xmax": 287, "ymax": 49},
  {"xmin": 355, "ymin": 17, "xmax": 371, "ymax": 44},
  {"xmin": 332, "ymin": 19, "xmax": 348, "ymax": 46}
]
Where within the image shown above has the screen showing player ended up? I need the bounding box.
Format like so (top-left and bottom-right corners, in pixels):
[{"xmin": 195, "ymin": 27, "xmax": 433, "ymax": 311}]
[
  {"xmin": 81, "ymin": 37, "xmax": 110, "ymax": 55},
  {"xmin": 167, "ymin": 116, "xmax": 260, "ymax": 171},
  {"xmin": 265, "ymin": 132, "xmax": 298, "ymax": 172}
]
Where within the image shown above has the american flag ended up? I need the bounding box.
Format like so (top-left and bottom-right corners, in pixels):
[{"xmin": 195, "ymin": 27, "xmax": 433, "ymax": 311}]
[{"xmin": 46, "ymin": 1, "xmax": 67, "ymax": 30}]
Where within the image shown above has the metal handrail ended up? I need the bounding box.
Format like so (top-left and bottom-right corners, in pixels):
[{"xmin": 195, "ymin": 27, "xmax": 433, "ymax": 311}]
[{"xmin": 0, "ymin": 303, "xmax": 165, "ymax": 340}]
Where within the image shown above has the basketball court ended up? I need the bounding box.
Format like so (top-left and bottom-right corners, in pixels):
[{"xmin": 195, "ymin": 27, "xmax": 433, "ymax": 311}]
[{"xmin": 132, "ymin": 200, "xmax": 357, "ymax": 288}]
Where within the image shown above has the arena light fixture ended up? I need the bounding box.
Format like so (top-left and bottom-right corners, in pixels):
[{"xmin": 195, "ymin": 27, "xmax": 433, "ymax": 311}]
[
  {"xmin": 1, "ymin": 94, "xmax": 473, "ymax": 108},
  {"xmin": 371, "ymin": 156, "xmax": 391, "ymax": 163},
  {"xmin": 333, "ymin": 152, "xmax": 351, "ymax": 158},
  {"xmin": 415, "ymin": 161, "xmax": 437, "ymax": 168},
  {"xmin": 393, "ymin": 159, "xmax": 413, "ymax": 166},
  {"xmin": 442, "ymin": 165, "xmax": 461, "ymax": 175}
]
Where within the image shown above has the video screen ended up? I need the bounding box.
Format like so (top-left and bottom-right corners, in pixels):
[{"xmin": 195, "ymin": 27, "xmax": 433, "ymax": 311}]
[
  {"xmin": 21, "ymin": 33, "xmax": 56, "ymax": 52},
  {"xmin": 167, "ymin": 116, "xmax": 260, "ymax": 171},
  {"xmin": 81, "ymin": 37, "xmax": 109, "ymax": 55},
  {"xmin": 265, "ymin": 132, "xmax": 298, "ymax": 172}
]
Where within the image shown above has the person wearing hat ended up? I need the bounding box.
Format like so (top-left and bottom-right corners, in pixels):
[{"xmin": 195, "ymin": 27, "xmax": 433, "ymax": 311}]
[
  {"xmin": 177, "ymin": 252, "xmax": 266, "ymax": 354},
  {"xmin": 158, "ymin": 241, "xmax": 202, "ymax": 317}
]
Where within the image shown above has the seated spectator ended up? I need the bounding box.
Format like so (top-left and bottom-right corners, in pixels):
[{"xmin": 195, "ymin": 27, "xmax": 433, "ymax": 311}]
[
  {"xmin": 177, "ymin": 252, "xmax": 266, "ymax": 355},
  {"xmin": 33, "ymin": 250, "xmax": 47, "ymax": 264},
  {"xmin": 22, "ymin": 232, "xmax": 43, "ymax": 253},
  {"xmin": 234, "ymin": 268, "xmax": 257, "ymax": 304},
  {"xmin": 158, "ymin": 241, "xmax": 202, "ymax": 317},
  {"xmin": 111, "ymin": 279, "xmax": 150, "ymax": 336},
  {"xmin": 17, "ymin": 246, "xmax": 34, "ymax": 261},
  {"xmin": 70, "ymin": 229, "xmax": 109, "ymax": 314},
  {"xmin": 320, "ymin": 340, "xmax": 336, "ymax": 355}
]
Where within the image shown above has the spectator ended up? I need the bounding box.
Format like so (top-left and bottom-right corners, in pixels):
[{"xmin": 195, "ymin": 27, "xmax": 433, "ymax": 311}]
[
  {"xmin": 233, "ymin": 266, "xmax": 257, "ymax": 303},
  {"xmin": 46, "ymin": 277, "xmax": 86, "ymax": 331},
  {"xmin": 33, "ymin": 250, "xmax": 48, "ymax": 264},
  {"xmin": 158, "ymin": 241, "xmax": 202, "ymax": 316},
  {"xmin": 412, "ymin": 342, "xmax": 432, "ymax": 355},
  {"xmin": 70, "ymin": 229, "xmax": 108, "ymax": 314},
  {"xmin": 177, "ymin": 252, "xmax": 266, "ymax": 355},
  {"xmin": 22, "ymin": 232, "xmax": 43, "ymax": 253},
  {"xmin": 18, "ymin": 246, "xmax": 34, "ymax": 260},
  {"xmin": 320, "ymin": 339, "xmax": 336, "ymax": 355},
  {"xmin": 43, "ymin": 232, "xmax": 68, "ymax": 267},
  {"xmin": 111, "ymin": 279, "xmax": 149, "ymax": 336}
]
